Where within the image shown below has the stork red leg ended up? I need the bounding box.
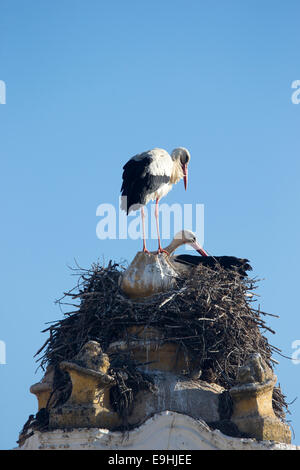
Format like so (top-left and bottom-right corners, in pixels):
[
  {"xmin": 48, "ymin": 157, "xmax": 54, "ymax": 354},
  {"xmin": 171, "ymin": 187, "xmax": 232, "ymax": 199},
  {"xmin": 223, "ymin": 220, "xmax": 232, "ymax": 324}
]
[
  {"xmin": 141, "ymin": 207, "xmax": 150, "ymax": 254},
  {"xmin": 155, "ymin": 198, "xmax": 169, "ymax": 255}
]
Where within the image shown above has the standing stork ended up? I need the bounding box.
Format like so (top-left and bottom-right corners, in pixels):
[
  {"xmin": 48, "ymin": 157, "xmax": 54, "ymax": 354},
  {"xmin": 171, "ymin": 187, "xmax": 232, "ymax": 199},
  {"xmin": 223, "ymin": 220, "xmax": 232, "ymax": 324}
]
[{"xmin": 121, "ymin": 147, "xmax": 190, "ymax": 254}]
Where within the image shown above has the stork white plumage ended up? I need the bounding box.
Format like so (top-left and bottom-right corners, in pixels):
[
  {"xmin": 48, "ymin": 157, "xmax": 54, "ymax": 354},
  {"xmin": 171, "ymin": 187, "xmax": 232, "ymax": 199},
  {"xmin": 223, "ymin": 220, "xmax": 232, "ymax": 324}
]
[{"xmin": 121, "ymin": 147, "xmax": 191, "ymax": 253}]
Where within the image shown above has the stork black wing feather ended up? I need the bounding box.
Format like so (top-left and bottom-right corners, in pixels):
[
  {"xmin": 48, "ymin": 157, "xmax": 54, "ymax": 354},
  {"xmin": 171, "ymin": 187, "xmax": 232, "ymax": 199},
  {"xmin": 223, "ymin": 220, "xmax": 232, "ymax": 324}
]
[
  {"xmin": 121, "ymin": 155, "xmax": 169, "ymax": 214},
  {"xmin": 174, "ymin": 255, "xmax": 252, "ymax": 277}
]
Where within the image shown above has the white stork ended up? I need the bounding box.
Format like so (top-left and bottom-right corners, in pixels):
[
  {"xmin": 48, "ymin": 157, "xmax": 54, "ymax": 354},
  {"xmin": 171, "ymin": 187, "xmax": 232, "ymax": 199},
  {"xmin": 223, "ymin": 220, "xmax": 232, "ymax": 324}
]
[
  {"xmin": 165, "ymin": 230, "xmax": 252, "ymax": 278},
  {"xmin": 121, "ymin": 147, "xmax": 190, "ymax": 254}
]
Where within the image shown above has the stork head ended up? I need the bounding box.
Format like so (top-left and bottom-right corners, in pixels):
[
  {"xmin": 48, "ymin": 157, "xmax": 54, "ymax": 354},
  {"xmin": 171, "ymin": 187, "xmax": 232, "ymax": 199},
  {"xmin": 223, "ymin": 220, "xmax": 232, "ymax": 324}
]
[
  {"xmin": 174, "ymin": 230, "xmax": 208, "ymax": 256},
  {"xmin": 171, "ymin": 147, "xmax": 190, "ymax": 190}
]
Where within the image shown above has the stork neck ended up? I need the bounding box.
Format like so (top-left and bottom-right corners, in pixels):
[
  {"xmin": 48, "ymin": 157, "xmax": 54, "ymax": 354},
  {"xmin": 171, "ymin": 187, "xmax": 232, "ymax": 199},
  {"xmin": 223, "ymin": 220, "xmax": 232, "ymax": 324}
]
[
  {"xmin": 170, "ymin": 159, "xmax": 184, "ymax": 185},
  {"xmin": 164, "ymin": 237, "xmax": 187, "ymax": 255}
]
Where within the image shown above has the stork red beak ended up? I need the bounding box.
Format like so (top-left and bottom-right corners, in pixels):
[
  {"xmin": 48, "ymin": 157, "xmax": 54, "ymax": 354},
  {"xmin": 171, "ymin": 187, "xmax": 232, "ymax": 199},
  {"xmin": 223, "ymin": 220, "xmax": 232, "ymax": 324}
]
[
  {"xmin": 190, "ymin": 241, "xmax": 208, "ymax": 257},
  {"xmin": 182, "ymin": 164, "xmax": 188, "ymax": 190}
]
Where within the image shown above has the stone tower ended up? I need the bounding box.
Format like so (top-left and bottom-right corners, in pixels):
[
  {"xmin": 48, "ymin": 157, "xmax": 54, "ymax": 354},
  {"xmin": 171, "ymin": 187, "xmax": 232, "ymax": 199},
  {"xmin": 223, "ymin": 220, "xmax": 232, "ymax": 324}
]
[{"xmin": 17, "ymin": 255, "xmax": 298, "ymax": 450}]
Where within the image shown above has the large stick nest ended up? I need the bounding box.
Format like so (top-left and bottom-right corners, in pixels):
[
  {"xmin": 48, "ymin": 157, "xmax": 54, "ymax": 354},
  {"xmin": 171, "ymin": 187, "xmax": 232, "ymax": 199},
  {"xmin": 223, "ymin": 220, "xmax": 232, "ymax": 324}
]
[{"xmin": 36, "ymin": 260, "xmax": 289, "ymax": 423}]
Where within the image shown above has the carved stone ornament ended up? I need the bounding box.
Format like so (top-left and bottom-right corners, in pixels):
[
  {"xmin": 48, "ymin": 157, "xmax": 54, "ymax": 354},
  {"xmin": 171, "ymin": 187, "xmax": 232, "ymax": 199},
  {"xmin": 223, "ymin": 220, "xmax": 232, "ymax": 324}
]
[
  {"xmin": 49, "ymin": 341, "xmax": 120, "ymax": 429},
  {"xmin": 120, "ymin": 252, "xmax": 178, "ymax": 299},
  {"xmin": 230, "ymin": 353, "xmax": 291, "ymax": 443}
]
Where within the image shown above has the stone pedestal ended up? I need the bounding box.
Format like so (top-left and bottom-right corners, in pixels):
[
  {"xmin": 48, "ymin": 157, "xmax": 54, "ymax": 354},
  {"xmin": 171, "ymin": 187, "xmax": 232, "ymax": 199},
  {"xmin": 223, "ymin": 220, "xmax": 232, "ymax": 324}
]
[
  {"xmin": 230, "ymin": 354, "xmax": 291, "ymax": 443},
  {"xmin": 48, "ymin": 341, "xmax": 120, "ymax": 429}
]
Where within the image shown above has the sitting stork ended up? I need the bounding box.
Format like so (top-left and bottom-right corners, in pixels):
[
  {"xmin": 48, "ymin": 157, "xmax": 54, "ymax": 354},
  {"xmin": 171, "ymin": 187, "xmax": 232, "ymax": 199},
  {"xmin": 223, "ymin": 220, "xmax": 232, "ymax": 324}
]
[
  {"xmin": 121, "ymin": 147, "xmax": 190, "ymax": 254},
  {"xmin": 120, "ymin": 230, "xmax": 252, "ymax": 299},
  {"xmin": 165, "ymin": 230, "xmax": 252, "ymax": 278}
]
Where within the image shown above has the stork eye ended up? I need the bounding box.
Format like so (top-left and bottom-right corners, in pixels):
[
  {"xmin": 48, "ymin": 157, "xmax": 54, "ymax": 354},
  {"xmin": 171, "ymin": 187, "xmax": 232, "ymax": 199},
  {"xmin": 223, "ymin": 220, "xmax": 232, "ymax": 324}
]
[
  {"xmin": 180, "ymin": 154, "xmax": 188, "ymax": 164},
  {"xmin": 181, "ymin": 151, "xmax": 190, "ymax": 165}
]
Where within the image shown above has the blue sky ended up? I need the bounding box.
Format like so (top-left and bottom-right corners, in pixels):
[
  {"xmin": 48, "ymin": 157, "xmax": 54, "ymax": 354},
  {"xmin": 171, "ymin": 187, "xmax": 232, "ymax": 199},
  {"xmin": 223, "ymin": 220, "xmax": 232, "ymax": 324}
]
[{"xmin": 1, "ymin": 1, "xmax": 300, "ymax": 449}]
